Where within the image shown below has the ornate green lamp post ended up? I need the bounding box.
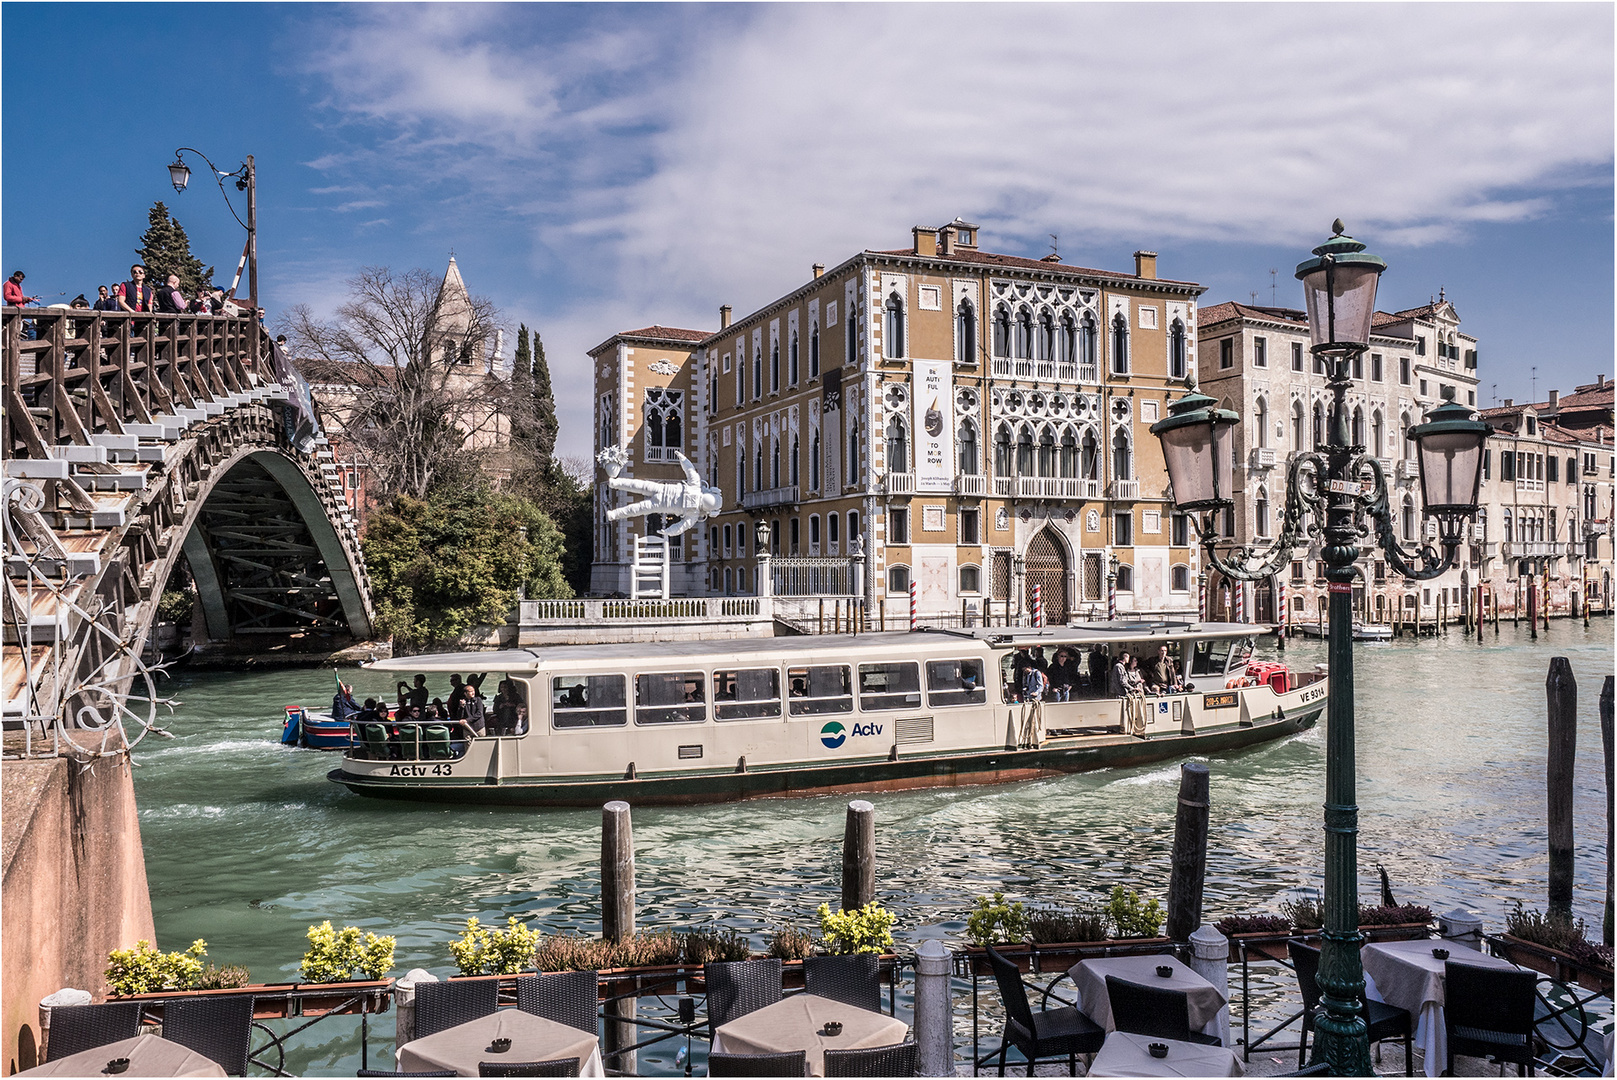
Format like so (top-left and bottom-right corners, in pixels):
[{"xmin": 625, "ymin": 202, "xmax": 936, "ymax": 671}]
[{"xmin": 1152, "ymin": 222, "xmax": 1490, "ymax": 1076}]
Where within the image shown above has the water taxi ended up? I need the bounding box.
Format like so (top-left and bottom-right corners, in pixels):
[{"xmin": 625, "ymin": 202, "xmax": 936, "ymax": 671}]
[{"xmin": 326, "ymin": 622, "xmax": 1325, "ymax": 806}]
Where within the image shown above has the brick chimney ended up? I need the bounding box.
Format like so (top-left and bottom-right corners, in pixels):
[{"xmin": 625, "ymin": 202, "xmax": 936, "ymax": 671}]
[
  {"xmin": 1134, "ymin": 251, "xmax": 1158, "ymax": 280},
  {"xmin": 913, "ymin": 227, "xmax": 938, "ymax": 257},
  {"xmin": 812, "ymin": 263, "xmax": 825, "ymax": 279},
  {"xmin": 720, "ymin": 305, "xmax": 732, "ymax": 329},
  {"xmin": 1504, "ymin": 398, "xmax": 1513, "ymax": 407},
  {"xmin": 938, "ymin": 226, "xmax": 956, "ymax": 256},
  {"xmin": 1548, "ymin": 389, "xmax": 1559, "ymax": 411}
]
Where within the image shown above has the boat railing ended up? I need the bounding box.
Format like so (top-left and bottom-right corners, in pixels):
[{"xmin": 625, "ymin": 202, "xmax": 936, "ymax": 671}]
[{"xmin": 346, "ymin": 720, "xmax": 481, "ymax": 762}]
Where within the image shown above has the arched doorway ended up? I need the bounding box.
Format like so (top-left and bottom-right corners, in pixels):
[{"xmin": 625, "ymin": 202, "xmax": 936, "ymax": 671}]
[{"xmin": 1024, "ymin": 529, "xmax": 1069, "ymax": 624}]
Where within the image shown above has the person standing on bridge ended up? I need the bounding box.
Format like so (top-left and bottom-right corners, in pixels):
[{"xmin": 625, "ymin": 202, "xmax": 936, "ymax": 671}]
[
  {"xmin": 156, "ymin": 272, "xmax": 187, "ymax": 313},
  {"xmin": 116, "ymin": 265, "xmax": 154, "ymax": 313}
]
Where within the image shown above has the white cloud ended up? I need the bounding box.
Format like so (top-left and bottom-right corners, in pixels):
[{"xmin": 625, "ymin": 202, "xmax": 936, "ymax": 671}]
[{"xmin": 295, "ymin": 3, "xmax": 1614, "ymax": 458}]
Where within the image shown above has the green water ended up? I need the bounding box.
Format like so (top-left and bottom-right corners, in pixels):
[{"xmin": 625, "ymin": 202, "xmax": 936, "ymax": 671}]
[{"xmin": 133, "ymin": 620, "xmax": 1614, "ymax": 1074}]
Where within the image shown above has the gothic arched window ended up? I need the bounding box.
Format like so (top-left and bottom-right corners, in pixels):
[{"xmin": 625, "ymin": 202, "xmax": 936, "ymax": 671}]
[
  {"xmin": 886, "ymin": 415, "xmax": 908, "ymax": 472},
  {"xmin": 994, "ymin": 423, "xmax": 1013, "ymax": 477},
  {"xmin": 771, "ymin": 341, "xmax": 780, "ymax": 393},
  {"xmin": 788, "ymin": 331, "xmax": 799, "ymax": 385},
  {"xmin": 993, "ymin": 305, "xmax": 1012, "ymax": 358},
  {"xmin": 1059, "ymin": 313, "xmax": 1077, "ymax": 366},
  {"xmin": 958, "ymin": 419, "xmax": 979, "ymax": 475},
  {"xmin": 1016, "ymin": 425, "xmax": 1034, "ymax": 475},
  {"xmin": 956, "ymin": 299, "xmax": 977, "ymax": 365},
  {"xmin": 1038, "ymin": 311, "xmax": 1055, "ymax": 362},
  {"xmin": 1169, "ymin": 318, "xmax": 1187, "ymax": 379},
  {"xmin": 1037, "ymin": 426, "xmax": 1056, "ymax": 477},
  {"xmin": 1015, "ymin": 308, "xmax": 1034, "ymax": 359},
  {"xmin": 884, "ymin": 292, "xmax": 905, "ymax": 358},
  {"xmin": 1112, "ymin": 427, "xmax": 1132, "ymax": 480},
  {"xmin": 1110, "ymin": 312, "xmax": 1130, "ymax": 375},
  {"xmin": 810, "ymin": 325, "xmax": 820, "ymax": 378},
  {"xmin": 1081, "ymin": 429, "xmax": 1099, "ymax": 479},
  {"xmin": 1079, "ymin": 314, "xmax": 1098, "ymax": 376}
]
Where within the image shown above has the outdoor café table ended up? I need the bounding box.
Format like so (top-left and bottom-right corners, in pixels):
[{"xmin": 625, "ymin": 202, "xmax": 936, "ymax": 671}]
[
  {"xmin": 711, "ymin": 992, "xmax": 909, "ymax": 1077},
  {"xmin": 1068, "ymin": 954, "xmax": 1229, "ymax": 1044},
  {"xmin": 1360, "ymin": 938, "xmax": 1521, "ymax": 1078},
  {"xmin": 397, "ymin": 1009, "xmax": 604, "ymax": 1077},
  {"xmin": 1087, "ymin": 1031, "xmax": 1246, "ymax": 1078},
  {"xmin": 17, "ymin": 1033, "xmax": 226, "ymax": 1077}
]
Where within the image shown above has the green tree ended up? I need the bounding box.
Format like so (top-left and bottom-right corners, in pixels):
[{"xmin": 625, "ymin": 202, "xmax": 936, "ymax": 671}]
[
  {"xmin": 363, "ymin": 483, "xmax": 571, "ymax": 646},
  {"xmin": 531, "ymin": 328, "xmax": 558, "ymax": 470},
  {"xmin": 136, "ymin": 202, "xmax": 209, "ymax": 295},
  {"xmin": 510, "ymin": 324, "xmax": 533, "ymax": 449}
]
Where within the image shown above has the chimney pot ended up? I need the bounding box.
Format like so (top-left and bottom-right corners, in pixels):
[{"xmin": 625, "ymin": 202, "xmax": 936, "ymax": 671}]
[
  {"xmin": 1504, "ymin": 398, "xmax": 1513, "ymax": 407},
  {"xmin": 1133, "ymin": 251, "xmax": 1158, "ymax": 280},
  {"xmin": 1548, "ymin": 389, "xmax": 1559, "ymax": 410},
  {"xmin": 720, "ymin": 305, "xmax": 732, "ymax": 329},
  {"xmin": 938, "ymin": 226, "xmax": 956, "ymax": 255},
  {"xmin": 1600, "ymin": 373, "xmax": 1608, "ymax": 388},
  {"xmin": 913, "ymin": 227, "xmax": 938, "ymax": 258},
  {"xmin": 812, "ymin": 263, "xmax": 825, "ymax": 279}
]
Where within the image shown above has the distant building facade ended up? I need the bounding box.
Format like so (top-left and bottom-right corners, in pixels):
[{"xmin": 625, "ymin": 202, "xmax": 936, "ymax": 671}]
[{"xmin": 590, "ymin": 221, "xmax": 1208, "ymax": 622}]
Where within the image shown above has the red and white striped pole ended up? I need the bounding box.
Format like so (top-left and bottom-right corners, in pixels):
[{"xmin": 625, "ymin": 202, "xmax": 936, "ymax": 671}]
[
  {"xmin": 909, "ymin": 579, "xmax": 919, "ymax": 630},
  {"xmin": 1197, "ymin": 572, "xmax": 1206, "ymax": 622},
  {"xmin": 1107, "ymin": 575, "xmax": 1117, "ymax": 621},
  {"xmin": 1277, "ymin": 578, "xmax": 1287, "ymax": 637},
  {"xmin": 1032, "ymin": 584, "xmax": 1044, "ymax": 627},
  {"xmin": 1234, "ymin": 580, "xmax": 1245, "ymax": 623}
]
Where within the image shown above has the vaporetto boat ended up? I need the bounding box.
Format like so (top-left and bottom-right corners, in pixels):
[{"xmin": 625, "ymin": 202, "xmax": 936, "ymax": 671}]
[{"xmin": 326, "ymin": 622, "xmax": 1325, "ymax": 806}]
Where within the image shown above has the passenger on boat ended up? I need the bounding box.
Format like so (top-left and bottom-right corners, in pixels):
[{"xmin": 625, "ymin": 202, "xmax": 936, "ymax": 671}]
[
  {"xmin": 332, "ymin": 682, "xmax": 359, "ymax": 720},
  {"xmin": 1048, "ymin": 649, "xmax": 1080, "ymax": 702},
  {"xmin": 429, "ymin": 696, "xmax": 447, "ymax": 720},
  {"xmin": 1109, "ymin": 652, "xmax": 1130, "ymax": 698},
  {"xmin": 492, "ymin": 680, "xmax": 526, "ymax": 736},
  {"xmin": 1019, "ymin": 663, "xmax": 1048, "ymax": 748},
  {"xmin": 1123, "ymin": 656, "xmax": 1149, "ymax": 737},
  {"xmin": 456, "ymin": 684, "xmax": 488, "ymax": 736},
  {"xmin": 1088, "ymin": 646, "xmax": 1109, "ymax": 694},
  {"xmin": 355, "ymin": 698, "xmax": 384, "ymax": 724},
  {"xmin": 1145, "ymin": 645, "xmax": 1183, "ymax": 694},
  {"xmin": 399, "ymin": 674, "xmax": 429, "ymax": 710}
]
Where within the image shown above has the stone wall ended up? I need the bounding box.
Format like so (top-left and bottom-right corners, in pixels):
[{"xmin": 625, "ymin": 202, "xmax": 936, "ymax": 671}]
[{"xmin": 1, "ymin": 751, "xmax": 154, "ymax": 1073}]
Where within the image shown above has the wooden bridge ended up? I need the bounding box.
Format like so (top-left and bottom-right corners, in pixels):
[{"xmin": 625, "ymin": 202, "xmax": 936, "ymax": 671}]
[{"xmin": 2, "ymin": 305, "xmax": 372, "ymax": 750}]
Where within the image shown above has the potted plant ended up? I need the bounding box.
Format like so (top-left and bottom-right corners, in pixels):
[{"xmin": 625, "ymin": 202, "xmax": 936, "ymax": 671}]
[
  {"xmin": 293, "ymin": 921, "xmax": 396, "ymax": 1015},
  {"xmin": 1356, "ymin": 904, "xmax": 1435, "ymax": 943},
  {"xmin": 1497, "ymin": 907, "xmax": 1614, "ymax": 995},
  {"xmin": 106, "ymin": 939, "xmax": 298, "ymax": 1019},
  {"xmin": 1214, "ymin": 913, "xmax": 1293, "ymax": 962},
  {"xmin": 962, "ymin": 893, "xmax": 1034, "ymax": 971},
  {"xmin": 960, "ymin": 889, "xmax": 1171, "ymax": 975}
]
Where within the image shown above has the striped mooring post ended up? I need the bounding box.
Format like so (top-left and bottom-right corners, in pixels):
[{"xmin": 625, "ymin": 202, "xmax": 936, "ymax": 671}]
[
  {"xmin": 1198, "ymin": 574, "xmax": 1206, "ymax": 622},
  {"xmin": 1234, "ymin": 580, "xmax": 1245, "ymax": 622},
  {"xmin": 1032, "ymin": 583, "xmax": 1044, "ymax": 627},
  {"xmin": 1277, "ymin": 578, "xmax": 1287, "ymax": 636},
  {"xmin": 1108, "ymin": 577, "xmax": 1117, "ymax": 621},
  {"xmin": 908, "ymin": 579, "xmax": 918, "ymax": 630}
]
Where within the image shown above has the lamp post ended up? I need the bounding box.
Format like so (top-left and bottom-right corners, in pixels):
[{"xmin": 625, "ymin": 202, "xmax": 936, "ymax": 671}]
[
  {"xmin": 1151, "ymin": 222, "xmax": 1490, "ymax": 1077},
  {"xmin": 167, "ymin": 148, "xmax": 257, "ymax": 308}
]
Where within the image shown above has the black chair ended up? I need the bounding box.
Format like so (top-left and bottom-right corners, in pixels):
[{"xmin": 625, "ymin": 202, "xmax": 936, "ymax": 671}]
[
  {"xmin": 356, "ymin": 1071, "xmax": 459, "ymax": 1078},
  {"xmin": 704, "ymin": 958, "xmax": 782, "ymax": 1034},
  {"xmin": 1290, "ymin": 942, "xmax": 1412, "ymax": 1073},
  {"xmin": 707, "ymin": 1049, "xmax": 806, "ymax": 1076},
  {"xmin": 478, "ymin": 1059, "xmax": 580, "ymax": 1077},
  {"xmin": 414, "ymin": 978, "xmax": 500, "ymax": 1039},
  {"xmin": 1103, "ymin": 976, "xmax": 1222, "ymax": 1047},
  {"xmin": 162, "ymin": 995, "xmax": 256, "ymax": 1076},
  {"xmin": 1445, "ymin": 961, "xmax": 1538, "ymax": 1077},
  {"xmin": 824, "ymin": 1039, "xmax": 917, "ymax": 1077},
  {"xmin": 45, "ymin": 1001, "xmax": 142, "ymax": 1062},
  {"xmin": 516, "ymin": 971, "xmax": 599, "ymax": 1034},
  {"xmin": 984, "ymin": 944, "xmax": 1105, "ymax": 1076},
  {"xmin": 804, "ymin": 953, "xmax": 882, "ymax": 1013}
]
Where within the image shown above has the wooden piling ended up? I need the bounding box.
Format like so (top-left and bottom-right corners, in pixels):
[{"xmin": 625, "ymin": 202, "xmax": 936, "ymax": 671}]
[
  {"xmin": 1166, "ymin": 762, "xmax": 1211, "ymax": 942},
  {"xmin": 1602, "ymin": 676, "xmax": 1613, "ymax": 946},
  {"xmin": 602, "ymin": 800, "xmax": 636, "ymax": 1074},
  {"xmin": 1530, "ymin": 577, "xmax": 1538, "ymax": 640},
  {"xmin": 841, "ymin": 800, "xmax": 876, "ymax": 911},
  {"xmin": 1493, "ymin": 587, "xmax": 1501, "ymax": 633},
  {"xmin": 1546, "ymin": 659, "xmax": 1576, "ymax": 920}
]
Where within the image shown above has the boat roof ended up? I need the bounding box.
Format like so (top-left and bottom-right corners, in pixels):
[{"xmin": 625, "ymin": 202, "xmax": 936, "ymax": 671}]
[{"xmin": 363, "ymin": 622, "xmax": 1271, "ymax": 674}]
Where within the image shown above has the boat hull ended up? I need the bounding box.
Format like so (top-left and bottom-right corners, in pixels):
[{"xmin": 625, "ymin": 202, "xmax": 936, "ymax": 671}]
[{"xmin": 327, "ymin": 705, "xmax": 1319, "ymax": 807}]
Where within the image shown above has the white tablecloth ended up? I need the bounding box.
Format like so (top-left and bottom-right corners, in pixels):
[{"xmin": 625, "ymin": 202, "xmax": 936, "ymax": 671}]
[
  {"xmin": 1361, "ymin": 938, "xmax": 1520, "ymax": 1078},
  {"xmin": 398, "ymin": 1009, "xmax": 604, "ymax": 1077},
  {"xmin": 17, "ymin": 1034, "xmax": 225, "ymax": 1077},
  {"xmin": 712, "ymin": 993, "xmax": 908, "ymax": 1077},
  {"xmin": 1088, "ymin": 1031, "xmax": 1245, "ymax": 1077},
  {"xmin": 1069, "ymin": 954, "xmax": 1228, "ymax": 1045}
]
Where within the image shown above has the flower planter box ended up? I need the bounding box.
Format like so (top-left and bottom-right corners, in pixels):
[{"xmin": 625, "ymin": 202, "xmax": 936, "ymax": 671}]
[
  {"xmin": 445, "ymin": 955, "xmax": 898, "ymax": 999},
  {"xmin": 111, "ymin": 979, "xmax": 393, "ymax": 1019},
  {"xmin": 961, "ymin": 939, "xmax": 1174, "ymax": 976},
  {"xmin": 1497, "ymin": 934, "xmax": 1615, "ymax": 996},
  {"xmin": 1360, "ymin": 922, "xmax": 1435, "ymax": 945},
  {"xmin": 1224, "ymin": 931, "xmax": 1307, "ymax": 964}
]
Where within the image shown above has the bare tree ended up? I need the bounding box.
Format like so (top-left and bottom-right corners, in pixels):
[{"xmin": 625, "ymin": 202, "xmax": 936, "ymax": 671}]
[{"xmin": 278, "ymin": 267, "xmax": 509, "ymax": 500}]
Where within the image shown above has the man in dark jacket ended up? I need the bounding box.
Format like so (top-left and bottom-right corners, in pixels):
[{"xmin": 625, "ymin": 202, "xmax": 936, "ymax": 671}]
[{"xmin": 116, "ymin": 265, "xmax": 155, "ymax": 312}]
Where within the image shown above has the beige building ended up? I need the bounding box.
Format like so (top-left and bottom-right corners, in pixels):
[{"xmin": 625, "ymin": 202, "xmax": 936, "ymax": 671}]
[
  {"xmin": 590, "ymin": 220, "xmax": 1207, "ymax": 622},
  {"xmin": 1198, "ymin": 296, "xmax": 1480, "ymax": 625}
]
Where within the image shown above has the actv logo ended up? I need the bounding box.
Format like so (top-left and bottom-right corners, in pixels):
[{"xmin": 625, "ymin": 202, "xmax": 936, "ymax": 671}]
[{"xmin": 820, "ymin": 722, "xmax": 846, "ymax": 749}]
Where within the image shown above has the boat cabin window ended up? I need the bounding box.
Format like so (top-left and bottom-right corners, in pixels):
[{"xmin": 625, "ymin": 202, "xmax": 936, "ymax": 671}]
[
  {"xmin": 551, "ymin": 675, "xmax": 628, "ymax": 728},
  {"xmin": 927, "ymin": 658, "xmax": 987, "ymax": 708},
  {"xmin": 1188, "ymin": 640, "xmax": 1232, "ymax": 678},
  {"xmin": 713, "ymin": 668, "xmax": 782, "ymax": 720},
  {"xmin": 786, "ymin": 665, "xmax": 853, "ymax": 715},
  {"xmin": 1232, "ymin": 637, "xmax": 1256, "ymax": 672},
  {"xmin": 858, "ymin": 662, "xmax": 922, "ymax": 711},
  {"xmin": 636, "ymin": 672, "xmax": 707, "ymax": 725}
]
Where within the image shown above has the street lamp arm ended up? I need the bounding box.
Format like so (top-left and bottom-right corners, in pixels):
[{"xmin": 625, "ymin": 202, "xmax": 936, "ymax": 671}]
[
  {"xmin": 1196, "ymin": 450, "xmax": 1326, "ymax": 583},
  {"xmin": 1357, "ymin": 455, "xmax": 1457, "ymax": 581},
  {"xmin": 172, "ymin": 147, "xmax": 251, "ymax": 234}
]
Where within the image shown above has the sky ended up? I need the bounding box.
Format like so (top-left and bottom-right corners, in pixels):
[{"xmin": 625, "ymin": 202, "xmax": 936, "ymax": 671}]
[{"xmin": 4, "ymin": 3, "xmax": 1612, "ymax": 461}]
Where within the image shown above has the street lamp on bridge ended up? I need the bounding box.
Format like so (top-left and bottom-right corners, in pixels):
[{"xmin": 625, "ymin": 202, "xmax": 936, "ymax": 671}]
[
  {"xmin": 167, "ymin": 148, "xmax": 257, "ymax": 309},
  {"xmin": 1150, "ymin": 221, "xmax": 1491, "ymax": 1076}
]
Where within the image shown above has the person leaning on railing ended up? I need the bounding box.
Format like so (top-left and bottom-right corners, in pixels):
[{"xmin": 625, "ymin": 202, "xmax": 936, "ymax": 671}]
[{"xmin": 116, "ymin": 264, "xmax": 155, "ymax": 313}]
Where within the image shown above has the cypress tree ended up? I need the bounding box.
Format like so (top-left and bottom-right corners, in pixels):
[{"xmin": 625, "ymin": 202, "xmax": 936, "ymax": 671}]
[
  {"xmin": 531, "ymin": 328, "xmax": 558, "ymax": 470},
  {"xmin": 510, "ymin": 324, "xmax": 533, "ymax": 452},
  {"xmin": 136, "ymin": 202, "xmax": 209, "ymax": 295}
]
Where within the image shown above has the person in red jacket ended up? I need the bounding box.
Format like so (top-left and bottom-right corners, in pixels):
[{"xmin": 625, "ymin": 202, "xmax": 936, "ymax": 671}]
[
  {"xmin": 117, "ymin": 265, "xmax": 155, "ymax": 313},
  {"xmin": 4, "ymin": 270, "xmax": 37, "ymax": 307}
]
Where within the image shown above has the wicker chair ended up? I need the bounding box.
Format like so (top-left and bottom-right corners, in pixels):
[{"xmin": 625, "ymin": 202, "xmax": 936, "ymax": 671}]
[
  {"xmin": 162, "ymin": 995, "xmax": 257, "ymax": 1076},
  {"xmin": 1103, "ymin": 976, "xmax": 1222, "ymax": 1047},
  {"xmin": 477, "ymin": 1058, "xmax": 581, "ymax": 1077},
  {"xmin": 1290, "ymin": 942, "xmax": 1412, "ymax": 1073},
  {"xmin": 985, "ymin": 944, "xmax": 1105, "ymax": 1076},
  {"xmin": 1444, "ymin": 961, "xmax": 1539, "ymax": 1076},
  {"xmin": 414, "ymin": 979, "xmax": 500, "ymax": 1039},
  {"xmin": 516, "ymin": 971, "xmax": 599, "ymax": 1034},
  {"xmin": 355, "ymin": 1071, "xmax": 459, "ymax": 1077},
  {"xmin": 45, "ymin": 1001, "xmax": 143, "ymax": 1062},
  {"xmin": 823, "ymin": 1039, "xmax": 917, "ymax": 1077},
  {"xmin": 707, "ymin": 1049, "xmax": 806, "ymax": 1076},
  {"xmin": 704, "ymin": 959, "xmax": 782, "ymax": 1035},
  {"xmin": 803, "ymin": 954, "xmax": 881, "ymax": 1013}
]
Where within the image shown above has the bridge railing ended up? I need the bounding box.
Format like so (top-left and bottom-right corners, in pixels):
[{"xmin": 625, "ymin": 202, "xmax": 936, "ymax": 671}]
[{"xmin": 3, "ymin": 306, "xmax": 263, "ymax": 459}]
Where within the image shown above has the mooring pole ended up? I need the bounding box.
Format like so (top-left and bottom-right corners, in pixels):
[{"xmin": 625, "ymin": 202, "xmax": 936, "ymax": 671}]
[
  {"xmin": 602, "ymin": 801, "xmax": 636, "ymax": 1074},
  {"xmin": 842, "ymin": 799, "xmax": 876, "ymax": 911},
  {"xmin": 1602, "ymin": 675, "xmax": 1614, "ymax": 946},
  {"xmin": 1546, "ymin": 659, "xmax": 1576, "ymax": 921},
  {"xmin": 1167, "ymin": 762, "xmax": 1211, "ymax": 942}
]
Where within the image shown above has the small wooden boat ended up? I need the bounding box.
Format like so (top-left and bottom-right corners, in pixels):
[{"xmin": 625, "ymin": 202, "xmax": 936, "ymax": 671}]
[
  {"xmin": 1293, "ymin": 621, "xmax": 1393, "ymax": 642},
  {"xmin": 281, "ymin": 706, "xmax": 353, "ymax": 751}
]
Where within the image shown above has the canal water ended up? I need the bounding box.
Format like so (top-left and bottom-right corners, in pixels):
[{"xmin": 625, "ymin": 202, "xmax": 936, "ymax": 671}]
[{"xmin": 133, "ymin": 620, "xmax": 1612, "ymax": 1074}]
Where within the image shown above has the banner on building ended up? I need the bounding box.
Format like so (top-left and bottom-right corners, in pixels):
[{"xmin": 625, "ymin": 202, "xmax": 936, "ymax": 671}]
[
  {"xmin": 822, "ymin": 368, "xmax": 842, "ymax": 412},
  {"xmin": 913, "ymin": 359, "xmax": 953, "ymax": 492}
]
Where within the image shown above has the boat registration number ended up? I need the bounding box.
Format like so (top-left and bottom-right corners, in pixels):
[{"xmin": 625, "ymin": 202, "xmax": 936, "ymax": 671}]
[
  {"xmin": 1202, "ymin": 691, "xmax": 1239, "ymax": 710},
  {"xmin": 1299, "ymin": 685, "xmax": 1326, "ymax": 704},
  {"xmin": 386, "ymin": 764, "xmax": 455, "ymax": 776}
]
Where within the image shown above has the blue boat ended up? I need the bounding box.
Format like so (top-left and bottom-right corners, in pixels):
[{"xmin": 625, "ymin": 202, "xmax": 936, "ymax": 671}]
[{"xmin": 280, "ymin": 706, "xmax": 353, "ymax": 751}]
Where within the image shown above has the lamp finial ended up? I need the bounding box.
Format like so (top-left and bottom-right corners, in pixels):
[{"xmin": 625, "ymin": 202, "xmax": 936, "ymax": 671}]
[{"xmin": 1331, "ymin": 218, "xmax": 1346, "ymax": 236}]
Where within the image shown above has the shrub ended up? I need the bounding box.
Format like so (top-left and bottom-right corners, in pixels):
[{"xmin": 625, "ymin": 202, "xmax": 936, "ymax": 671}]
[
  {"xmin": 1506, "ymin": 905, "xmax": 1612, "ymax": 970},
  {"xmin": 1281, "ymin": 897, "xmax": 1323, "ymax": 930},
  {"xmin": 157, "ymin": 588, "xmax": 194, "ymax": 624},
  {"xmin": 616, "ymin": 930, "xmax": 685, "ymax": 968},
  {"xmin": 767, "ymin": 925, "xmax": 814, "ymax": 961},
  {"xmin": 1027, "ymin": 907, "xmax": 1108, "ymax": 944},
  {"xmin": 106, "ymin": 939, "xmax": 208, "ymax": 995},
  {"xmin": 448, "ymin": 917, "xmax": 542, "ymax": 976},
  {"xmin": 533, "ymin": 935, "xmax": 614, "ymax": 972},
  {"xmin": 684, "ymin": 928, "xmax": 752, "ymax": 966},
  {"xmin": 300, "ymin": 921, "xmax": 396, "ymax": 983},
  {"xmin": 965, "ymin": 893, "xmax": 1029, "ymax": 948},
  {"xmin": 195, "ymin": 964, "xmax": 253, "ymax": 990},
  {"xmin": 818, "ymin": 902, "xmax": 896, "ymax": 956},
  {"xmin": 1214, "ymin": 913, "xmax": 1291, "ymax": 936},
  {"xmin": 1105, "ymin": 887, "xmax": 1165, "ymax": 939},
  {"xmin": 1357, "ymin": 904, "xmax": 1433, "ymax": 927}
]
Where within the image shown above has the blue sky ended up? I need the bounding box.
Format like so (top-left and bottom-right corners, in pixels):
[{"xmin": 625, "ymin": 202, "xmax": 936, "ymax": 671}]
[{"xmin": 4, "ymin": 3, "xmax": 1612, "ymax": 460}]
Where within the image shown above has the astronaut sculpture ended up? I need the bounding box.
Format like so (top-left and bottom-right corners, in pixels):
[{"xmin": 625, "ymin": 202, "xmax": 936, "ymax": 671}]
[{"xmin": 596, "ymin": 444, "xmax": 722, "ymax": 537}]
